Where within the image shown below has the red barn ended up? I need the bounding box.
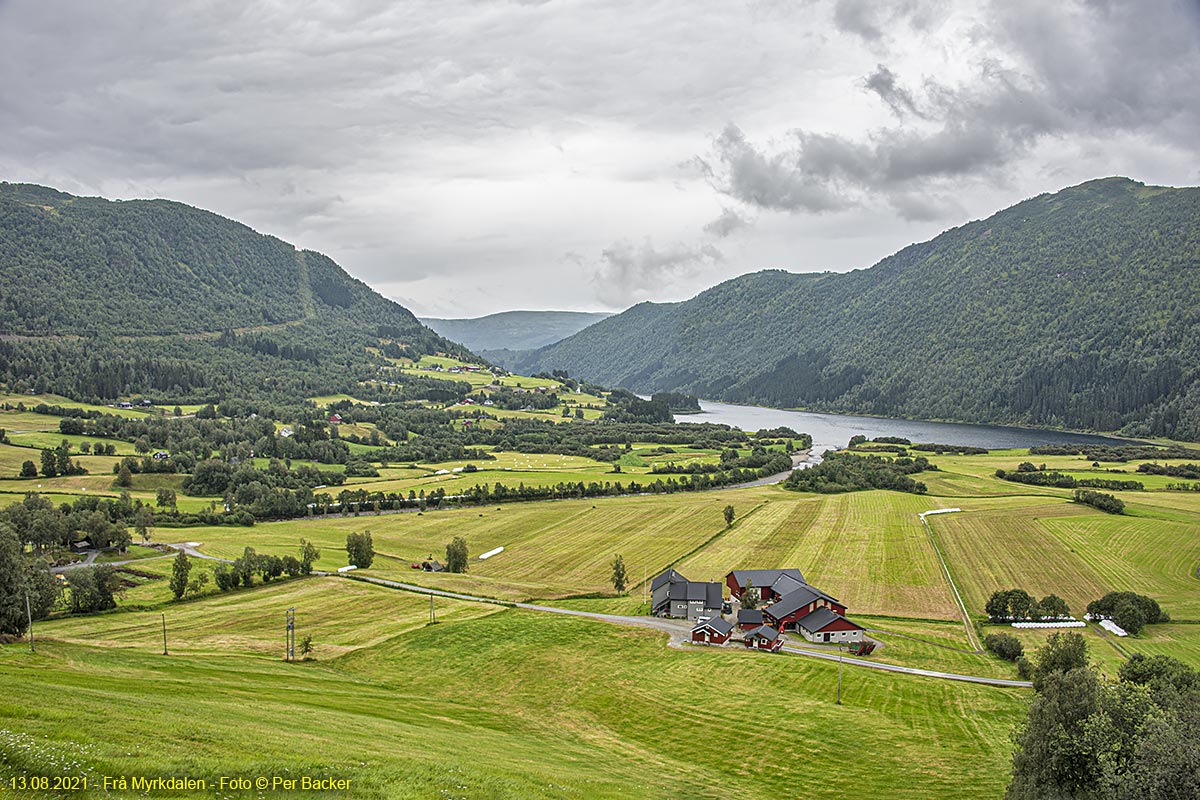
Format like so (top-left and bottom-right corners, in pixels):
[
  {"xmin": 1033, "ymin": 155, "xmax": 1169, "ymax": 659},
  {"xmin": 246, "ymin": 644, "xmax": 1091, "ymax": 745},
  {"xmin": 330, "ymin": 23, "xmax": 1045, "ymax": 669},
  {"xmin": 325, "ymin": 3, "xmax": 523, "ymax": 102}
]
[
  {"xmin": 793, "ymin": 607, "xmax": 865, "ymax": 644},
  {"xmin": 761, "ymin": 585, "xmax": 847, "ymax": 631},
  {"xmin": 726, "ymin": 569, "xmax": 806, "ymax": 603}
]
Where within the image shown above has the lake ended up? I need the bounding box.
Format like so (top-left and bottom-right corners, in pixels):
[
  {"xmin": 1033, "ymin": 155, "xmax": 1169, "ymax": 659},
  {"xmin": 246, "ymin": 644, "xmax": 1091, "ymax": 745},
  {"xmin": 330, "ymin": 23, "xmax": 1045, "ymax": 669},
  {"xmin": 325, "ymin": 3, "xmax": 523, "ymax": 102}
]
[{"xmin": 689, "ymin": 399, "xmax": 1132, "ymax": 450}]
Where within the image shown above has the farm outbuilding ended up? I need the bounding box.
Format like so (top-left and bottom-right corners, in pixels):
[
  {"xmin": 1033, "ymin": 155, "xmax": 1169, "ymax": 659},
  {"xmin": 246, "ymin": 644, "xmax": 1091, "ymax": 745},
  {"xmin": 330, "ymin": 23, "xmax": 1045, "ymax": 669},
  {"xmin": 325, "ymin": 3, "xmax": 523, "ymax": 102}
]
[
  {"xmin": 736, "ymin": 609, "xmax": 763, "ymax": 629},
  {"xmin": 792, "ymin": 607, "xmax": 865, "ymax": 644},
  {"xmin": 725, "ymin": 569, "xmax": 806, "ymax": 603},
  {"xmin": 691, "ymin": 616, "xmax": 734, "ymax": 645},
  {"xmin": 743, "ymin": 625, "xmax": 784, "ymax": 652}
]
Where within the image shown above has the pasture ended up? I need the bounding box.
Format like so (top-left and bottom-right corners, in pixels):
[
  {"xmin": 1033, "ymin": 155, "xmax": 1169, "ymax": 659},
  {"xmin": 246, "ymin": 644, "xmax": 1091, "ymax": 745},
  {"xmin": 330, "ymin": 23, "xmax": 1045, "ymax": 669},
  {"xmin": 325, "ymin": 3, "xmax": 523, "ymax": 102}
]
[{"xmin": 1, "ymin": 577, "xmax": 1027, "ymax": 799}]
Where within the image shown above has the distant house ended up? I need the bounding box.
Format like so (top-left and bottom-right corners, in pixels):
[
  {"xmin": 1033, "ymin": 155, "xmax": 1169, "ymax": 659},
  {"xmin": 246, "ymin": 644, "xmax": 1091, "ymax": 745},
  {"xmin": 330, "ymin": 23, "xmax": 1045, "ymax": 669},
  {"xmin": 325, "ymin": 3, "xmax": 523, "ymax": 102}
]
[
  {"xmin": 650, "ymin": 568, "xmax": 723, "ymax": 621},
  {"xmin": 139, "ymin": 399, "xmax": 153, "ymax": 407},
  {"xmin": 736, "ymin": 608, "xmax": 764, "ymax": 629},
  {"xmin": 691, "ymin": 616, "xmax": 734, "ymax": 645},
  {"xmin": 743, "ymin": 625, "xmax": 784, "ymax": 652},
  {"xmin": 421, "ymin": 560, "xmax": 444, "ymax": 572},
  {"xmin": 483, "ymin": 399, "xmax": 494, "ymax": 407},
  {"xmin": 70, "ymin": 538, "xmax": 94, "ymax": 552},
  {"xmin": 279, "ymin": 426, "xmax": 294, "ymax": 438},
  {"xmin": 117, "ymin": 401, "xmax": 133, "ymax": 409},
  {"xmin": 328, "ymin": 413, "xmax": 343, "ymax": 424},
  {"xmin": 152, "ymin": 451, "xmax": 170, "ymax": 460}
]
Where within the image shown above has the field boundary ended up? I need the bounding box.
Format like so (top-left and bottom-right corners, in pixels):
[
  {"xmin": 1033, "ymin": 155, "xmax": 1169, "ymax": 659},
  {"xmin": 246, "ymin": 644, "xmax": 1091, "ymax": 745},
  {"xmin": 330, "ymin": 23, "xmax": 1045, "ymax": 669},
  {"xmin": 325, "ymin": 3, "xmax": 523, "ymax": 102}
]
[{"xmin": 919, "ymin": 510, "xmax": 982, "ymax": 653}]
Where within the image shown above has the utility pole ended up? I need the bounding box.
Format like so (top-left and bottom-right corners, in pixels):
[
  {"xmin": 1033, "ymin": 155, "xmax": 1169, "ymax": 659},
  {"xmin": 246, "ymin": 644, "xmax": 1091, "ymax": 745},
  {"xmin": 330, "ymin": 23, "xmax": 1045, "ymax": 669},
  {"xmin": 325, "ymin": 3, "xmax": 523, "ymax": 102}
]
[
  {"xmin": 286, "ymin": 607, "xmax": 295, "ymax": 662},
  {"xmin": 429, "ymin": 593, "xmax": 436, "ymax": 624},
  {"xmin": 642, "ymin": 565, "xmax": 646, "ymax": 610},
  {"xmin": 837, "ymin": 642, "xmax": 844, "ymax": 705},
  {"xmin": 25, "ymin": 589, "xmax": 34, "ymax": 654},
  {"xmin": 161, "ymin": 612, "xmax": 167, "ymax": 655}
]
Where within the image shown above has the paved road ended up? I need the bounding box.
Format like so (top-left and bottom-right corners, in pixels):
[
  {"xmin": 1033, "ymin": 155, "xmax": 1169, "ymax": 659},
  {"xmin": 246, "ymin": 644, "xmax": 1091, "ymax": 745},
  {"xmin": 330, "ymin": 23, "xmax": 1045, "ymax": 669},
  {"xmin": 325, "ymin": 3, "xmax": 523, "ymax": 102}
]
[
  {"xmin": 335, "ymin": 572, "xmax": 1030, "ymax": 689},
  {"xmin": 51, "ymin": 542, "xmax": 228, "ymax": 573}
]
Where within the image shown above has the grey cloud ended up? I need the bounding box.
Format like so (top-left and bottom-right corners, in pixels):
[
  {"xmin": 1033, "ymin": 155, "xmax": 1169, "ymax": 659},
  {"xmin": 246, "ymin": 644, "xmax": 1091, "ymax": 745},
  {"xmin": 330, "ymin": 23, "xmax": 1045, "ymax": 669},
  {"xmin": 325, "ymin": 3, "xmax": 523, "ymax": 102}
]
[
  {"xmin": 831, "ymin": 0, "xmax": 945, "ymax": 42},
  {"xmin": 591, "ymin": 240, "xmax": 723, "ymax": 308},
  {"xmin": 862, "ymin": 65, "xmax": 923, "ymax": 118},
  {"xmin": 704, "ymin": 0, "xmax": 1200, "ymax": 220},
  {"xmin": 703, "ymin": 207, "xmax": 751, "ymax": 238}
]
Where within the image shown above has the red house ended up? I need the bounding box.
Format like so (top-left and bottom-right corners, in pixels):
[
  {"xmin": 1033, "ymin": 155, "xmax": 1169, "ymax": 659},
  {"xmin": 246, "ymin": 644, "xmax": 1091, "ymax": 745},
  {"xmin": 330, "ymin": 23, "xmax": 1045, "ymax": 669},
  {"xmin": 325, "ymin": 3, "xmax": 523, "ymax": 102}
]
[
  {"xmin": 328, "ymin": 413, "xmax": 343, "ymax": 424},
  {"xmin": 690, "ymin": 616, "xmax": 733, "ymax": 645},
  {"xmin": 743, "ymin": 625, "xmax": 784, "ymax": 652}
]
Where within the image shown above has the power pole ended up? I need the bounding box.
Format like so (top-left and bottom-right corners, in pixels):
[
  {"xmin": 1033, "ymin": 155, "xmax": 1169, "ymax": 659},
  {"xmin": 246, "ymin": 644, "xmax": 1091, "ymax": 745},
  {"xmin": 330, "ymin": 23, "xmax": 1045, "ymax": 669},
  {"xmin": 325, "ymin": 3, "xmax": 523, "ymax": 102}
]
[
  {"xmin": 161, "ymin": 612, "xmax": 167, "ymax": 655},
  {"xmin": 837, "ymin": 643, "xmax": 844, "ymax": 705},
  {"xmin": 286, "ymin": 607, "xmax": 295, "ymax": 662},
  {"xmin": 25, "ymin": 589, "xmax": 34, "ymax": 654},
  {"xmin": 429, "ymin": 593, "xmax": 436, "ymax": 624}
]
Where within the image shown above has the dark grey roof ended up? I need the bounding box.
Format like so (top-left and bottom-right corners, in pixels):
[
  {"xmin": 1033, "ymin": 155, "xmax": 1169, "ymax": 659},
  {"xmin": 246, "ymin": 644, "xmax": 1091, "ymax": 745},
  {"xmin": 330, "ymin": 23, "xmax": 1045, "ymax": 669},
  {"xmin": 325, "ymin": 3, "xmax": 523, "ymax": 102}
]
[
  {"xmin": 729, "ymin": 568, "xmax": 806, "ymax": 589},
  {"xmin": 692, "ymin": 616, "xmax": 733, "ymax": 636},
  {"xmin": 745, "ymin": 625, "xmax": 780, "ymax": 642},
  {"xmin": 795, "ymin": 607, "xmax": 861, "ymax": 633},
  {"xmin": 762, "ymin": 587, "xmax": 821, "ymax": 622},
  {"xmin": 737, "ymin": 609, "xmax": 763, "ymax": 625},
  {"xmin": 771, "ymin": 572, "xmax": 807, "ymax": 596},
  {"xmin": 651, "ymin": 568, "xmax": 687, "ymax": 592},
  {"xmin": 667, "ymin": 580, "xmax": 723, "ymax": 608}
]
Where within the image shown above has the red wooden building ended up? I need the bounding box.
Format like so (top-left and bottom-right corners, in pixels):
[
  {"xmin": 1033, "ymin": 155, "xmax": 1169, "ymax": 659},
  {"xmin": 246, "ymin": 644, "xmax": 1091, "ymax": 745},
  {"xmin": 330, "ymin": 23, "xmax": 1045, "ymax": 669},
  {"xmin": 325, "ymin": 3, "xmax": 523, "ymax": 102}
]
[
  {"xmin": 743, "ymin": 625, "xmax": 784, "ymax": 652},
  {"xmin": 690, "ymin": 616, "xmax": 734, "ymax": 645}
]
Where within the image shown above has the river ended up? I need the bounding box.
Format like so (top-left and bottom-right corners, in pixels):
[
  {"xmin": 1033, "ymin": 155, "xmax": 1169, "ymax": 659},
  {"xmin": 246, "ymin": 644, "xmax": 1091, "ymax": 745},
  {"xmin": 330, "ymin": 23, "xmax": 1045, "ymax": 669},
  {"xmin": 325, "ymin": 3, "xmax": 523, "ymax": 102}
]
[{"xmin": 687, "ymin": 399, "xmax": 1131, "ymax": 450}]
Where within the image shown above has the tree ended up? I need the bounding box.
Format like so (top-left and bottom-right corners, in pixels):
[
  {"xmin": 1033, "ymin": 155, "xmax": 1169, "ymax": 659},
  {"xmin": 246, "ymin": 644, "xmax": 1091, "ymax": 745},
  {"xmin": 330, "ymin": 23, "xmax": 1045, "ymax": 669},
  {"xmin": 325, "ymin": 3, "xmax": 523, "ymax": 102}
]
[
  {"xmin": 155, "ymin": 487, "xmax": 177, "ymax": 512},
  {"xmin": 213, "ymin": 562, "xmax": 236, "ymax": 591},
  {"xmin": 39, "ymin": 449, "xmax": 57, "ymax": 478},
  {"xmin": 1113, "ymin": 598, "xmax": 1148, "ymax": 635},
  {"xmin": 1006, "ymin": 589, "xmax": 1034, "ymax": 621},
  {"xmin": 741, "ymin": 581, "xmax": 760, "ymax": 611},
  {"xmin": 134, "ymin": 506, "xmax": 153, "ymax": 543},
  {"xmin": 1038, "ymin": 593, "xmax": 1070, "ymax": 620},
  {"xmin": 299, "ymin": 539, "xmax": 320, "ymax": 575},
  {"xmin": 986, "ymin": 590, "xmax": 1011, "ymax": 621},
  {"xmin": 1030, "ymin": 631, "xmax": 1089, "ymax": 692},
  {"xmin": 723, "ymin": 505, "xmax": 735, "ymax": 526},
  {"xmin": 299, "ymin": 634, "xmax": 314, "ymax": 660},
  {"xmin": 19, "ymin": 460, "xmax": 36, "ymax": 478},
  {"xmin": 0, "ymin": 525, "xmax": 30, "ymax": 635},
  {"xmin": 611, "ymin": 554, "xmax": 627, "ymax": 594},
  {"xmin": 186, "ymin": 571, "xmax": 209, "ymax": 598},
  {"xmin": 985, "ymin": 633, "xmax": 1025, "ymax": 662},
  {"xmin": 445, "ymin": 536, "xmax": 468, "ymax": 573},
  {"xmin": 170, "ymin": 550, "xmax": 191, "ymax": 600},
  {"xmin": 346, "ymin": 531, "xmax": 374, "ymax": 568},
  {"xmin": 116, "ymin": 463, "xmax": 133, "ymax": 488}
]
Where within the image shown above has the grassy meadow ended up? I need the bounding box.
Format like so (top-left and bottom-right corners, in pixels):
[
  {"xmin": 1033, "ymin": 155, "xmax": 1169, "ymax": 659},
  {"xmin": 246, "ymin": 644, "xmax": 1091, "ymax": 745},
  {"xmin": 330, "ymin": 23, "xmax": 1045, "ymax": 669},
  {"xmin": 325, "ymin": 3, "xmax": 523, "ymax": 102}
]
[{"xmin": 2, "ymin": 577, "xmax": 1027, "ymax": 799}]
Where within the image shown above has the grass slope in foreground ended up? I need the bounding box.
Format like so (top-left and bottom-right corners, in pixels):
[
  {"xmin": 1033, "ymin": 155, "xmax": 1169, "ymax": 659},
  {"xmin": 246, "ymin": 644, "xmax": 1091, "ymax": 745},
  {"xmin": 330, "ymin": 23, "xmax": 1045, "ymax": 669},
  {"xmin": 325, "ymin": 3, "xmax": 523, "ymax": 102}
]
[{"xmin": 2, "ymin": 577, "xmax": 1025, "ymax": 799}]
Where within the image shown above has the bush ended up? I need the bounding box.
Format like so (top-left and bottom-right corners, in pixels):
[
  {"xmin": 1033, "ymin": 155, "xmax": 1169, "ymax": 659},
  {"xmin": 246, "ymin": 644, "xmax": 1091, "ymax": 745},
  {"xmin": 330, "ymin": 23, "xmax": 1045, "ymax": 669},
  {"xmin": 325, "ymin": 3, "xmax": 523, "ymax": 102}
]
[
  {"xmin": 1073, "ymin": 489, "xmax": 1125, "ymax": 514},
  {"xmin": 1113, "ymin": 598, "xmax": 1147, "ymax": 635},
  {"xmin": 985, "ymin": 633, "xmax": 1025, "ymax": 662}
]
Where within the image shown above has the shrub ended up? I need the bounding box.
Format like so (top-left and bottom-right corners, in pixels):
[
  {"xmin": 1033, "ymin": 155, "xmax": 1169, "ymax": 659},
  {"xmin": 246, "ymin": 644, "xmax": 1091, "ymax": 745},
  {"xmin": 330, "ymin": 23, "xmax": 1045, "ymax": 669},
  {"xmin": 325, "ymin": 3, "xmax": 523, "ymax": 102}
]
[{"xmin": 985, "ymin": 633, "xmax": 1025, "ymax": 662}]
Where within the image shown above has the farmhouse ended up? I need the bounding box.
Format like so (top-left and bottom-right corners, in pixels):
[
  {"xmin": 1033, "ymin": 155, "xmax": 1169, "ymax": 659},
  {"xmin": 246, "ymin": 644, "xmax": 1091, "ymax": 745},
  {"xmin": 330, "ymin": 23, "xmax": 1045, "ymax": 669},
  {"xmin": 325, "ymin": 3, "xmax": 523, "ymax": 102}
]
[
  {"xmin": 690, "ymin": 616, "xmax": 733, "ymax": 645},
  {"xmin": 651, "ymin": 569, "xmax": 723, "ymax": 621},
  {"xmin": 743, "ymin": 625, "xmax": 784, "ymax": 652},
  {"xmin": 328, "ymin": 413, "xmax": 343, "ymax": 424}
]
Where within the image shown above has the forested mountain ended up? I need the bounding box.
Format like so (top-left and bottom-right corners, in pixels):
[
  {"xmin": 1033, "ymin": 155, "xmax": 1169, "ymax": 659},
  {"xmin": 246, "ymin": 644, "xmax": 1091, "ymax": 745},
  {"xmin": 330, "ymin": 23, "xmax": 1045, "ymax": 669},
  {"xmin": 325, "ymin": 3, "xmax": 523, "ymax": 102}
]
[
  {"xmin": 0, "ymin": 182, "xmax": 470, "ymax": 402},
  {"xmin": 517, "ymin": 178, "xmax": 1200, "ymax": 439},
  {"xmin": 421, "ymin": 310, "xmax": 612, "ymax": 353}
]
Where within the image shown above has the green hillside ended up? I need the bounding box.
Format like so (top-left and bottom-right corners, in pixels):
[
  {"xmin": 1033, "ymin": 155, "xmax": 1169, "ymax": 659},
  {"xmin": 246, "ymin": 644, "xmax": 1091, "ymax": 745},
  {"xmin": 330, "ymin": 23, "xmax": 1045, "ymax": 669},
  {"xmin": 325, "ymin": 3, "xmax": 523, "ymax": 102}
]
[
  {"xmin": 421, "ymin": 310, "xmax": 611, "ymax": 353},
  {"xmin": 519, "ymin": 178, "xmax": 1200, "ymax": 439},
  {"xmin": 0, "ymin": 183, "xmax": 470, "ymax": 402}
]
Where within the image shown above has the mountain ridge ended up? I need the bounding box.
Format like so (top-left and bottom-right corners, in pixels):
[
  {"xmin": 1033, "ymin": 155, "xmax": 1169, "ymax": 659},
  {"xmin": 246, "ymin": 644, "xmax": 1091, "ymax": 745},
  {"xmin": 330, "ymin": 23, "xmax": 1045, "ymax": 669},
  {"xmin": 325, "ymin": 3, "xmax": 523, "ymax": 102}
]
[{"xmin": 516, "ymin": 177, "xmax": 1200, "ymax": 439}]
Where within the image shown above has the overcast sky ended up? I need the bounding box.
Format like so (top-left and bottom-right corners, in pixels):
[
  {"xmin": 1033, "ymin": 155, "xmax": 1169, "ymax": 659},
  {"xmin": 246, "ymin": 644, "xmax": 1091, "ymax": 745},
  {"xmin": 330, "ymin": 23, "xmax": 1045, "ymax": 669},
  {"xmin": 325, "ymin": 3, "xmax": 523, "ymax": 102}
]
[{"xmin": 2, "ymin": 1, "xmax": 1198, "ymax": 318}]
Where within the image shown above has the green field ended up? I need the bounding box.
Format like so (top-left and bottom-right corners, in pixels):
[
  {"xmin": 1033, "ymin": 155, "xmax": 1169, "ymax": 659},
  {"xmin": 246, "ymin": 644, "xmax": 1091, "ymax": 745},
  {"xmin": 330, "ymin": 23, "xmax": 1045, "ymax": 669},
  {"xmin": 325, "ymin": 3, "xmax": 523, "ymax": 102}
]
[{"xmin": 2, "ymin": 577, "xmax": 1027, "ymax": 799}]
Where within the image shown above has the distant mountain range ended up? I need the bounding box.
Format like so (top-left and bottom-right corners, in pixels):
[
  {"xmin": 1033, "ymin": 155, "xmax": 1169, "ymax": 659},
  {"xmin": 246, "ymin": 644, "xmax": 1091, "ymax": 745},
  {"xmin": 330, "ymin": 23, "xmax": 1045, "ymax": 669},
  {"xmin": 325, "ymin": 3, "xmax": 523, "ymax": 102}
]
[
  {"xmin": 0, "ymin": 182, "xmax": 468, "ymax": 401},
  {"xmin": 421, "ymin": 310, "xmax": 611, "ymax": 354},
  {"xmin": 515, "ymin": 178, "xmax": 1200, "ymax": 439}
]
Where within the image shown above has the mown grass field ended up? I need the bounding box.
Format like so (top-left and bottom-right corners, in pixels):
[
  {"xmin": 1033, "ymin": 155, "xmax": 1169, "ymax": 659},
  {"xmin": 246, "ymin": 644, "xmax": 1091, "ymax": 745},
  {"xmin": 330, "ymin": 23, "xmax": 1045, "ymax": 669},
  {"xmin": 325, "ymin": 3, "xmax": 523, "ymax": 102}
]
[
  {"xmin": 1, "ymin": 577, "xmax": 1027, "ymax": 799},
  {"xmin": 675, "ymin": 491, "xmax": 960, "ymax": 619}
]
